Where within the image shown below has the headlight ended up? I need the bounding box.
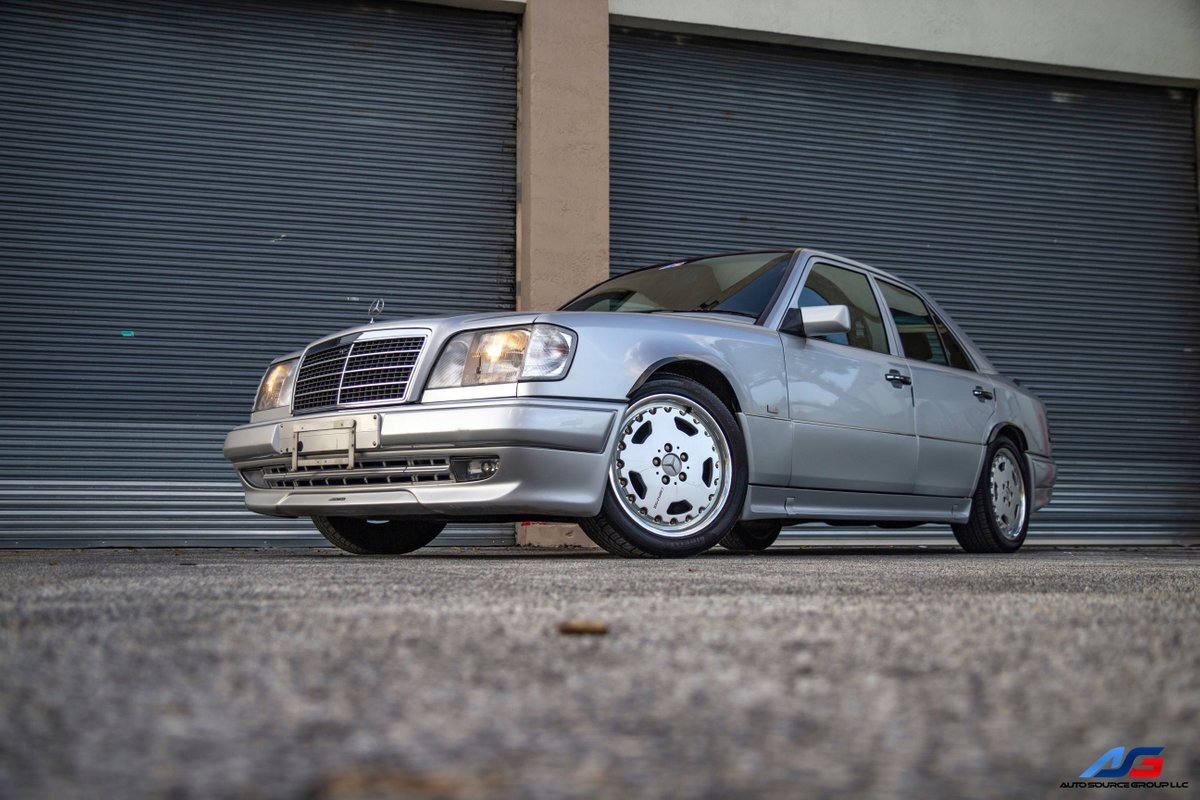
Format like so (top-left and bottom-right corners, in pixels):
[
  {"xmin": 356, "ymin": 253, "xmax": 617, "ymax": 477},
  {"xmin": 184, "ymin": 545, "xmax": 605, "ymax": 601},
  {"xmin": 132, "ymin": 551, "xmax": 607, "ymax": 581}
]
[
  {"xmin": 253, "ymin": 358, "xmax": 297, "ymax": 411},
  {"xmin": 427, "ymin": 324, "xmax": 576, "ymax": 389}
]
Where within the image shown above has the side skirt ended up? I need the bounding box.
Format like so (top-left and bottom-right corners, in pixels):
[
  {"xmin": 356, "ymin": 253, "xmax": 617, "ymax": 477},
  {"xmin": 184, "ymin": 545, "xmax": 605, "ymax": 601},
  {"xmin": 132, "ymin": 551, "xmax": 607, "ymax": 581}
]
[{"xmin": 743, "ymin": 485, "xmax": 972, "ymax": 524}]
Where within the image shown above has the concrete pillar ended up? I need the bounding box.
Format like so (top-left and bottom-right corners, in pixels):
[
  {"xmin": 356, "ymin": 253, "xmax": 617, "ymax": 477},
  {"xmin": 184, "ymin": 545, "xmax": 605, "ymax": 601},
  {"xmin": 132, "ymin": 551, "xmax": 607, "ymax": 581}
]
[
  {"xmin": 516, "ymin": 0, "xmax": 609, "ymax": 312},
  {"xmin": 514, "ymin": 0, "xmax": 609, "ymax": 548}
]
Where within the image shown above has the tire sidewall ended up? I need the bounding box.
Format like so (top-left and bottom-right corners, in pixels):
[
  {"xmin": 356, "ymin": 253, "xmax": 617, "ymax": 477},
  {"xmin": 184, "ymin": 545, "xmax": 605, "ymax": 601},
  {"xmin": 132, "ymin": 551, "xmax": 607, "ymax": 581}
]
[
  {"xmin": 740, "ymin": 521, "xmax": 784, "ymax": 549},
  {"xmin": 720, "ymin": 520, "xmax": 783, "ymax": 552},
  {"xmin": 313, "ymin": 516, "xmax": 445, "ymax": 555},
  {"xmin": 600, "ymin": 376, "xmax": 747, "ymax": 557},
  {"xmin": 983, "ymin": 439, "xmax": 1031, "ymax": 552}
]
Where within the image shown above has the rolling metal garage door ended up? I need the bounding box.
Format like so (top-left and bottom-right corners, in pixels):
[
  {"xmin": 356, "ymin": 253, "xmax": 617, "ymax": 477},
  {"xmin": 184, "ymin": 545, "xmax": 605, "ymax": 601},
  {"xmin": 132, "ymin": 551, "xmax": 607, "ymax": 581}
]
[
  {"xmin": 0, "ymin": 0, "xmax": 517, "ymax": 546},
  {"xmin": 611, "ymin": 28, "xmax": 1200, "ymax": 542}
]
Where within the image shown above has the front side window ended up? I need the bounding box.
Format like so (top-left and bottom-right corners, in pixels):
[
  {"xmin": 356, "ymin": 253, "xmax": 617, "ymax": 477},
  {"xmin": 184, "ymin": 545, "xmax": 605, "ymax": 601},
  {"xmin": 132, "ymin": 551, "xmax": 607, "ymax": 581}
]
[
  {"xmin": 879, "ymin": 281, "xmax": 973, "ymax": 371},
  {"xmin": 796, "ymin": 263, "xmax": 889, "ymax": 354}
]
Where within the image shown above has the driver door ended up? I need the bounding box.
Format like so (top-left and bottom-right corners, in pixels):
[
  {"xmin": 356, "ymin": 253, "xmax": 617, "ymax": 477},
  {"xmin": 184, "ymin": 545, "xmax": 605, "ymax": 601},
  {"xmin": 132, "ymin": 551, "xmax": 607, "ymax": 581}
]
[{"xmin": 781, "ymin": 261, "xmax": 918, "ymax": 493}]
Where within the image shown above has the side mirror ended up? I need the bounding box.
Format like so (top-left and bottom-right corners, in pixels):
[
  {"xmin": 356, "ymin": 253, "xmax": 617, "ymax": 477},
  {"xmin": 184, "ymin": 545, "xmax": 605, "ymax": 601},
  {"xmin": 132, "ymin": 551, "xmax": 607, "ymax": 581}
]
[{"xmin": 779, "ymin": 304, "xmax": 851, "ymax": 337}]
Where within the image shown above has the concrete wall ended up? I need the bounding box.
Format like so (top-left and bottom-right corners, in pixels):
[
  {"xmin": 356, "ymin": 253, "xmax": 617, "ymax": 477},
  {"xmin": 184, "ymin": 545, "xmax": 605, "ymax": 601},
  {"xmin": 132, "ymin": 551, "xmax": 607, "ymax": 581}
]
[
  {"xmin": 608, "ymin": 0, "xmax": 1200, "ymax": 85},
  {"xmin": 450, "ymin": 0, "xmax": 1200, "ymax": 83},
  {"xmin": 515, "ymin": 0, "xmax": 609, "ymax": 312}
]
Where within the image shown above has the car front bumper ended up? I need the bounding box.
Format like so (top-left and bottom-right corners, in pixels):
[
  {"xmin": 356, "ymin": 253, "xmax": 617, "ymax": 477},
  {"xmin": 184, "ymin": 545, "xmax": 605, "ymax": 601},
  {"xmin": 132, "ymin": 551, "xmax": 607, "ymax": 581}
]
[{"xmin": 223, "ymin": 398, "xmax": 624, "ymax": 519}]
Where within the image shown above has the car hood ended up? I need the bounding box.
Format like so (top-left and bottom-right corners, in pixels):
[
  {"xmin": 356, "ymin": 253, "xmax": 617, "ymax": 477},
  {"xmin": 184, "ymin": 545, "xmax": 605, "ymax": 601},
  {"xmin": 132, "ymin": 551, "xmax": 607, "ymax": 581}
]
[
  {"xmin": 300, "ymin": 309, "xmax": 757, "ymax": 351},
  {"xmin": 297, "ymin": 311, "xmax": 539, "ymax": 349}
]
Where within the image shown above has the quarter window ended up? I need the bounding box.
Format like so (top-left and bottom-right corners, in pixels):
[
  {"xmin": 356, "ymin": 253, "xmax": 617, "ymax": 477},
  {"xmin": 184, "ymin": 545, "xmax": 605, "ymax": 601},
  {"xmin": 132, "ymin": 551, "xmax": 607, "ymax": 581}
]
[
  {"xmin": 796, "ymin": 263, "xmax": 889, "ymax": 354},
  {"xmin": 879, "ymin": 282, "xmax": 973, "ymax": 371}
]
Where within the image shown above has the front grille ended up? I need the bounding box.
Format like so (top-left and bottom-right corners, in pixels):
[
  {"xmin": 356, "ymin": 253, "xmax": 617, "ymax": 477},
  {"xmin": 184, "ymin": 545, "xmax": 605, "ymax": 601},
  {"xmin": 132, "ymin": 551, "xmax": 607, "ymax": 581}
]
[
  {"xmin": 244, "ymin": 456, "xmax": 454, "ymax": 490},
  {"xmin": 293, "ymin": 344, "xmax": 351, "ymax": 411},
  {"xmin": 293, "ymin": 334, "xmax": 426, "ymax": 412}
]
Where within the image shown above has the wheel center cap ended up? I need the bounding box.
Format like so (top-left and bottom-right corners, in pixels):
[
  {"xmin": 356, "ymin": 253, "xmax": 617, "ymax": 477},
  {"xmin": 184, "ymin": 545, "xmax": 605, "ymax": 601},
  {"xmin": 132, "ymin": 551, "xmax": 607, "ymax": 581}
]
[{"xmin": 661, "ymin": 453, "xmax": 682, "ymax": 477}]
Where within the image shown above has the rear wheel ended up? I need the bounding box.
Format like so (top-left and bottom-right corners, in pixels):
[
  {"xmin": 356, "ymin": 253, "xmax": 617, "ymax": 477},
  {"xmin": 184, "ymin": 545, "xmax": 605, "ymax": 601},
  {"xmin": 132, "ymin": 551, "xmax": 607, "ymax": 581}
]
[
  {"xmin": 952, "ymin": 437, "xmax": 1030, "ymax": 553},
  {"xmin": 580, "ymin": 376, "xmax": 747, "ymax": 558},
  {"xmin": 719, "ymin": 521, "xmax": 783, "ymax": 552},
  {"xmin": 312, "ymin": 516, "xmax": 445, "ymax": 555}
]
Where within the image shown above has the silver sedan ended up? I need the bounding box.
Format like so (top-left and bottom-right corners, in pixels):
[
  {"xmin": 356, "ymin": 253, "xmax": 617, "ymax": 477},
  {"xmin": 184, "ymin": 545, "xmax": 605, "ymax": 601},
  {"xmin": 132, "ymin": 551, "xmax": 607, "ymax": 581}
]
[{"xmin": 224, "ymin": 248, "xmax": 1056, "ymax": 558}]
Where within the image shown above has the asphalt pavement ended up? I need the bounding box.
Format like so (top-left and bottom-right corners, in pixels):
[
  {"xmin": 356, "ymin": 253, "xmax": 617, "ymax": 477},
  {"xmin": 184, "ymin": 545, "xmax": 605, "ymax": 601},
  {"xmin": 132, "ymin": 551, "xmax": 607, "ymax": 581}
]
[{"xmin": 0, "ymin": 546, "xmax": 1196, "ymax": 799}]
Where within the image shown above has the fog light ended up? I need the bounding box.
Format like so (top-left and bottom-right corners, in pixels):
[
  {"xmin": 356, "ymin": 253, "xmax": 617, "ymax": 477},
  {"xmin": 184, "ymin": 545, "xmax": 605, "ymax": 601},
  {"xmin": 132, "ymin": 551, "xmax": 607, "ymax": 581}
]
[{"xmin": 451, "ymin": 457, "xmax": 500, "ymax": 482}]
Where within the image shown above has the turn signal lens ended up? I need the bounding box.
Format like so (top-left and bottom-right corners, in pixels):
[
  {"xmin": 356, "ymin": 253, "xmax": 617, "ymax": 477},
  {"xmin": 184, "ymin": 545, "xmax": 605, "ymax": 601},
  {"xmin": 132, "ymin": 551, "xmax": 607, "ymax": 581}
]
[
  {"xmin": 427, "ymin": 336, "xmax": 470, "ymax": 388},
  {"xmin": 522, "ymin": 325, "xmax": 576, "ymax": 380}
]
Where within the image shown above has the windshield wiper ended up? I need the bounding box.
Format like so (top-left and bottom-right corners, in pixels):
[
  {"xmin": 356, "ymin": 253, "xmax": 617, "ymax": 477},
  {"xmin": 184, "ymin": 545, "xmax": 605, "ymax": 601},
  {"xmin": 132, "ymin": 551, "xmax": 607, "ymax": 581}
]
[{"xmin": 690, "ymin": 308, "xmax": 757, "ymax": 319}]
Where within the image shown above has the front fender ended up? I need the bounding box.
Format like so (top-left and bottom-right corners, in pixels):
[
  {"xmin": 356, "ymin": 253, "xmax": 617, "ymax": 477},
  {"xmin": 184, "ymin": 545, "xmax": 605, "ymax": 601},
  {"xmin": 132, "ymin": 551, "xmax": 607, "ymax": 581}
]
[{"xmin": 517, "ymin": 312, "xmax": 788, "ymax": 418}]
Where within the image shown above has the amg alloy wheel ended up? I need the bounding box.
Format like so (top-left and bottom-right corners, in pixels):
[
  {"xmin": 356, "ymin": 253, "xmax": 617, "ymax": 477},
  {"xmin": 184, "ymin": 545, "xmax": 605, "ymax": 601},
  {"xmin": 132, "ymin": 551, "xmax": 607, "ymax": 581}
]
[
  {"xmin": 952, "ymin": 437, "xmax": 1030, "ymax": 553},
  {"xmin": 581, "ymin": 376, "xmax": 747, "ymax": 558},
  {"xmin": 611, "ymin": 394, "xmax": 732, "ymax": 537},
  {"xmin": 989, "ymin": 449, "xmax": 1027, "ymax": 540}
]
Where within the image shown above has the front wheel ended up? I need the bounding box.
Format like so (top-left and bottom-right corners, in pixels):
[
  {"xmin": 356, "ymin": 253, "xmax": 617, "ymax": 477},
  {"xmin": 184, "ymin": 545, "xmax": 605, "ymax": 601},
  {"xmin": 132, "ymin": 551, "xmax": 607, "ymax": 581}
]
[
  {"xmin": 312, "ymin": 516, "xmax": 445, "ymax": 555},
  {"xmin": 580, "ymin": 375, "xmax": 747, "ymax": 558},
  {"xmin": 951, "ymin": 437, "xmax": 1030, "ymax": 553}
]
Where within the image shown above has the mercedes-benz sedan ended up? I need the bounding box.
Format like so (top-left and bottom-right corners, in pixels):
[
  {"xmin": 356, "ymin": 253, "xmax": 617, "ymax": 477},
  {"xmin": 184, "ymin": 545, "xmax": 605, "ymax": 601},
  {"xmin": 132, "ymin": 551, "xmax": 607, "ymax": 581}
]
[{"xmin": 224, "ymin": 249, "xmax": 1056, "ymax": 557}]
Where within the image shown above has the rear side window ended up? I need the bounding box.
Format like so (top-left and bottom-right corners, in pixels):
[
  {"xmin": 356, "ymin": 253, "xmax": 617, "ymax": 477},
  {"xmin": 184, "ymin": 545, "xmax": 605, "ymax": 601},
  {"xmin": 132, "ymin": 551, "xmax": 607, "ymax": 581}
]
[
  {"xmin": 932, "ymin": 312, "xmax": 974, "ymax": 371},
  {"xmin": 879, "ymin": 281, "xmax": 973, "ymax": 371},
  {"xmin": 797, "ymin": 263, "xmax": 889, "ymax": 354}
]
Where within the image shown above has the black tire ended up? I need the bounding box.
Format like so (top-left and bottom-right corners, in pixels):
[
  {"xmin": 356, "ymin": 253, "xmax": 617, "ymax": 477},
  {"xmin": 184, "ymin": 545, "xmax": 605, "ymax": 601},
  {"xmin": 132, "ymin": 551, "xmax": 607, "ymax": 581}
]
[
  {"xmin": 580, "ymin": 375, "xmax": 748, "ymax": 558},
  {"xmin": 312, "ymin": 516, "xmax": 445, "ymax": 555},
  {"xmin": 952, "ymin": 437, "xmax": 1030, "ymax": 553},
  {"xmin": 719, "ymin": 521, "xmax": 783, "ymax": 552}
]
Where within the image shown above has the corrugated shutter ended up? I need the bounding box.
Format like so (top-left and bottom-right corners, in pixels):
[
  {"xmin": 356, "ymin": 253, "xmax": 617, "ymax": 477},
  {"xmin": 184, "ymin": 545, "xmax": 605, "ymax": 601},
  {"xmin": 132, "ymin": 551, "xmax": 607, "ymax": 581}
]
[
  {"xmin": 0, "ymin": 0, "xmax": 518, "ymax": 547},
  {"xmin": 611, "ymin": 28, "xmax": 1200, "ymax": 542}
]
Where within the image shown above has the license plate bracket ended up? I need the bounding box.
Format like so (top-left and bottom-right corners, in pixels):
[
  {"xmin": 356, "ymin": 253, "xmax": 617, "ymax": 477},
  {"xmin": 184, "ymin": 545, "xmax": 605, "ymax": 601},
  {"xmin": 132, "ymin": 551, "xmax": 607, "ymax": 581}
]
[{"xmin": 292, "ymin": 419, "xmax": 357, "ymax": 470}]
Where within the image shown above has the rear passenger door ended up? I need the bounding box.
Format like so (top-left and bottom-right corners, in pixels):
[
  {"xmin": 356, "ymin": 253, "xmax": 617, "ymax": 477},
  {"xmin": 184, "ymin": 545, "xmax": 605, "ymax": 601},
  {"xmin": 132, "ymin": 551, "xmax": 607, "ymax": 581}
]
[
  {"xmin": 877, "ymin": 280, "xmax": 995, "ymax": 497},
  {"xmin": 781, "ymin": 261, "xmax": 918, "ymax": 493}
]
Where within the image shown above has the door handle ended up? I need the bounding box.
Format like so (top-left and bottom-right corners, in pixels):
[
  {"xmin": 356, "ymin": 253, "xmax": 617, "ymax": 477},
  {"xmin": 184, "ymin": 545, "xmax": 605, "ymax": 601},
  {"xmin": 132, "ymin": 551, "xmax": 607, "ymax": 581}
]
[
  {"xmin": 973, "ymin": 386, "xmax": 994, "ymax": 400},
  {"xmin": 884, "ymin": 371, "xmax": 912, "ymax": 386}
]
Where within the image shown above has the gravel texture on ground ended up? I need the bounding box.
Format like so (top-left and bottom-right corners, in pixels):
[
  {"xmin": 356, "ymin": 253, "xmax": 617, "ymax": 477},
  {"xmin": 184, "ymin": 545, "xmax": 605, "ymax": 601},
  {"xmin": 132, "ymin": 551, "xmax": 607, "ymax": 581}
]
[{"xmin": 0, "ymin": 546, "xmax": 1196, "ymax": 799}]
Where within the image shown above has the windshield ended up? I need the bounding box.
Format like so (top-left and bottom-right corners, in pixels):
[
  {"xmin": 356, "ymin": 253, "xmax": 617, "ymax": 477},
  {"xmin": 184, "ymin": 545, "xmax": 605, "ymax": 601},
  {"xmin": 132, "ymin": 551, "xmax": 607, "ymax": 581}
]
[{"xmin": 561, "ymin": 252, "xmax": 792, "ymax": 320}]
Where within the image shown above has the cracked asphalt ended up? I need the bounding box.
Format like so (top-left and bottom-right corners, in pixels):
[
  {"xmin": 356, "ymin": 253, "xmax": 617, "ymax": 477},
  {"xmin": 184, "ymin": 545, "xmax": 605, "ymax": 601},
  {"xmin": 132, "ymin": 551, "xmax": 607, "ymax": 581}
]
[{"xmin": 0, "ymin": 546, "xmax": 1196, "ymax": 799}]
